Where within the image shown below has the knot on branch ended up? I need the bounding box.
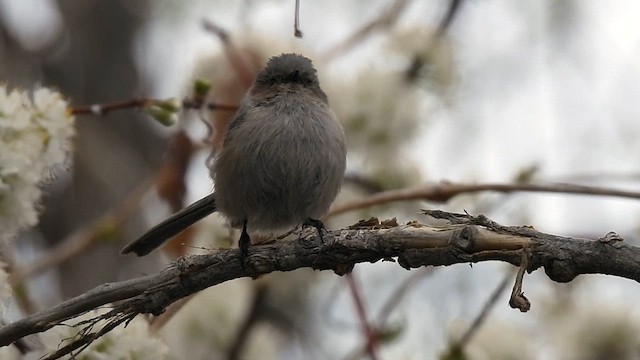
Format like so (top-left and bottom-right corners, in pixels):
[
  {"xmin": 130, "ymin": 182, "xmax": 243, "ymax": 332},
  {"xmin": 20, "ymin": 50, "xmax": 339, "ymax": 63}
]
[
  {"xmin": 544, "ymin": 258, "xmax": 577, "ymax": 283},
  {"xmin": 451, "ymin": 226, "xmax": 478, "ymax": 251}
]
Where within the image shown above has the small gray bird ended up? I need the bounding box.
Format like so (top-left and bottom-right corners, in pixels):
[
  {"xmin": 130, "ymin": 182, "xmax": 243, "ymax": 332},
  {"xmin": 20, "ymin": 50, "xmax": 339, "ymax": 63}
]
[{"xmin": 121, "ymin": 53, "xmax": 347, "ymax": 259}]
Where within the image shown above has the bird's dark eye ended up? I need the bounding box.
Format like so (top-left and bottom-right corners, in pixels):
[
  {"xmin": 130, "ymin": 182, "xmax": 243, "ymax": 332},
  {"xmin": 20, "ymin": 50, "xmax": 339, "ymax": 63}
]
[
  {"xmin": 259, "ymin": 70, "xmax": 315, "ymax": 87},
  {"xmin": 284, "ymin": 70, "xmax": 313, "ymax": 86}
]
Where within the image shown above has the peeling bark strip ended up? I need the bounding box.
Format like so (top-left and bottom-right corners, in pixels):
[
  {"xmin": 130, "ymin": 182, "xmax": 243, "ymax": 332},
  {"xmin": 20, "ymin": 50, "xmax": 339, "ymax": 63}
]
[{"xmin": 0, "ymin": 211, "xmax": 637, "ymax": 357}]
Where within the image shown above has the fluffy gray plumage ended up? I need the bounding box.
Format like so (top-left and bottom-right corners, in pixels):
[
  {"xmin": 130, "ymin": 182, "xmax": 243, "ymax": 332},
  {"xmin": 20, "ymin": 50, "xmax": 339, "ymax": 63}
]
[
  {"xmin": 121, "ymin": 53, "xmax": 346, "ymax": 256},
  {"xmin": 215, "ymin": 54, "xmax": 345, "ymax": 232}
]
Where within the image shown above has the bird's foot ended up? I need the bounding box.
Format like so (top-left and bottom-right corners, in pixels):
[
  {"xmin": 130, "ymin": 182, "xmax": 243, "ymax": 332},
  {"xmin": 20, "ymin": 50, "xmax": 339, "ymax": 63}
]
[
  {"xmin": 303, "ymin": 218, "xmax": 326, "ymax": 242},
  {"xmin": 239, "ymin": 221, "xmax": 251, "ymax": 271}
]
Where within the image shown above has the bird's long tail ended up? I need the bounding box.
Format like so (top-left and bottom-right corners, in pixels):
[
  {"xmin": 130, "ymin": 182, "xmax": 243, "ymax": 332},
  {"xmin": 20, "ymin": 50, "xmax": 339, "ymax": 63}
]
[{"xmin": 120, "ymin": 193, "xmax": 217, "ymax": 256}]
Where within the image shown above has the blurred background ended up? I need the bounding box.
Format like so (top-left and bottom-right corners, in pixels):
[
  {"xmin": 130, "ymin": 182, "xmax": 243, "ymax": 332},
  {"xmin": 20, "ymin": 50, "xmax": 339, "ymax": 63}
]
[{"xmin": 3, "ymin": 0, "xmax": 640, "ymax": 359}]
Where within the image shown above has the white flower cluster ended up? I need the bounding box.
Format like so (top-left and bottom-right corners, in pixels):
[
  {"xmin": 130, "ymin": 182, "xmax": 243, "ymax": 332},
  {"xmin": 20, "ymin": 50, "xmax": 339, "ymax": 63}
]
[
  {"xmin": 30, "ymin": 308, "xmax": 169, "ymax": 360},
  {"xmin": 0, "ymin": 86, "xmax": 75, "ymax": 243}
]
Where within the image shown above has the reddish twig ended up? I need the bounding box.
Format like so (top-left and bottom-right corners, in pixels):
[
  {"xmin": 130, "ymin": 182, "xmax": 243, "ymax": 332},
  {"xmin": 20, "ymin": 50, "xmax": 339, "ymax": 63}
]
[
  {"xmin": 345, "ymin": 268, "xmax": 433, "ymax": 360},
  {"xmin": 202, "ymin": 19, "xmax": 255, "ymax": 88},
  {"xmin": 345, "ymin": 273, "xmax": 379, "ymax": 360}
]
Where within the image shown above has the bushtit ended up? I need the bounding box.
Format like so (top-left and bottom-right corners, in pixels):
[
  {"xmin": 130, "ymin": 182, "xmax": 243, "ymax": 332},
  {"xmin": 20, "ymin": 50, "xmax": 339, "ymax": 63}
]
[{"xmin": 121, "ymin": 53, "xmax": 346, "ymax": 259}]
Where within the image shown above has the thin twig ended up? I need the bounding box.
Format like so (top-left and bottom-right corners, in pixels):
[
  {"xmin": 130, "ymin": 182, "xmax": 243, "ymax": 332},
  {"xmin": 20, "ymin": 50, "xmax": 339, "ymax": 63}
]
[
  {"xmin": 294, "ymin": 0, "xmax": 303, "ymax": 38},
  {"xmin": 377, "ymin": 267, "xmax": 433, "ymax": 323},
  {"xmin": 227, "ymin": 285, "xmax": 268, "ymax": 360},
  {"xmin": 182, "ymin": 100, "xmax": 238, "ymax": 112},
  {"xmin": 343, "ymin": 173, "xmax": 387, "ymax": 194},
  {"xmin": 42, "ymin": 313, "xmax": 134, "ymax": 360},
  {"xmin": 0, "ymin": 248, "xmax": 37, "ymax": 315},
  {"xmin": 552, "ymin": 172, "xmax": 640, "ymax": 183},
  {"xmin": 345, "ymin": 273, "xmax": 379, "ymax": 360},
  {"xmin": 435, "ymin": 0, "xmax": 464, "ymax": 39},
  {"xmin": 321, "ymin": 0, "xmax": 412, "ymax": 62},
  {"xmin": 148, "ymin": 294, "xmax": 195, "ymax": 333},
  {"xmin": 328, "ymin": 181, "xmax": 640, "ymax": 217},
  {"xmin": 202, "ymin": 19, "xmax": 255, "ymax": 88},
  {"xmin": 71, "ymin": 98, "xmax": 237, "ymax": 116},
  {"xmin": 345, "ymin": 268, "xmax": 433, "ymax": 360},
  {"xmin": 457, "ymin": 272, "xmax": 511, "ymax": 347},
  {"xmin": 71, "ymin": 98, "xmax": 155, "ymax": 115}
]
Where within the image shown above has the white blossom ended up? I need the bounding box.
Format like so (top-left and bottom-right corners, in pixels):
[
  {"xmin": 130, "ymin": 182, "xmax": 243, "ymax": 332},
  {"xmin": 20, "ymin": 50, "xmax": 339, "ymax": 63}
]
[{"xmin": 0, "ymin": 85, "xmax": 75, "ymax": 243}]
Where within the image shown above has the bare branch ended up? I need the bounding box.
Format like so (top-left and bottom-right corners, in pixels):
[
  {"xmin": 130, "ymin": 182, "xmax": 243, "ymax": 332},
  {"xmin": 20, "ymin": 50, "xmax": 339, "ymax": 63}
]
[
  {"xmin": 1, "ymin": 211, "xmax": 639, "ymax": 357},
  {"xmin": 329, "ymin": 181, "xmax": 640, "ymax": 216},
  {"xmin": 321, "ymin": 0, "xmax": 412, "ymax": 62},
  {"xmin": 459, "ymin": 273, "xmax": 510, "ymax": 346}
]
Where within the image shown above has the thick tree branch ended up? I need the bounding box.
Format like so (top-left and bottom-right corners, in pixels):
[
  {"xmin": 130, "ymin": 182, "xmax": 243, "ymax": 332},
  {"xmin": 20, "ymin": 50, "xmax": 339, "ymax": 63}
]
[{"xmin": 0, "ymin": 211, "xmax": 638, "ymax": 357}]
